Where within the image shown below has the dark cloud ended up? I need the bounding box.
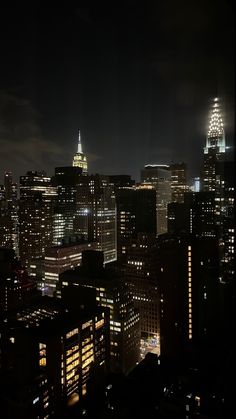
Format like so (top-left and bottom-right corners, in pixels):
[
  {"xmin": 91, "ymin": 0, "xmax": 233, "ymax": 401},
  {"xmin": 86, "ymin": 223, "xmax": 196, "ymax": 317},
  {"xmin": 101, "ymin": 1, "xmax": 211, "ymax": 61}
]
[
  {"xmin": 0, "ymin": 3, "xmax": 234, "ymax": 183},
  {"xmin": 0, "ymin": 91, "xmax": 71, "ymax": 181}
]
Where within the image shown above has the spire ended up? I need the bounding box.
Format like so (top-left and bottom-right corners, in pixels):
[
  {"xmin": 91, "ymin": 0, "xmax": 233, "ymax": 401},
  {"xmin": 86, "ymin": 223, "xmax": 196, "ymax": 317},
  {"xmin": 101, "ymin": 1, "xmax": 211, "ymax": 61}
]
[
  {"xmin": 73, "ymin": 130, "xmax": 88, "ymax": 173},
  {"xmin": 77, "ymin": 130, "xmax": 82, "ymax": 153},
  {"xmin": 205, "ymin": 97, "xmax": 225, "ymax": 154},
  {"xmin": 207, "ymin": 97, "xmax": 224, "ymax": 138}
]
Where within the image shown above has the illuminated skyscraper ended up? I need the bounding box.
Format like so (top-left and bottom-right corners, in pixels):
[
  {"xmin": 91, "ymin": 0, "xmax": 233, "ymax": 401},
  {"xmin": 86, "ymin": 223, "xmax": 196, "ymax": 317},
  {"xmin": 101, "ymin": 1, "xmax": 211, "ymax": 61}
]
[
  {"xmin": 74, "ymin": 174, "xmax": 117, "ymax": 263},
  {"xmin": 72, "ymin": 130, "xmax": 88, "ymax": 174},
  {"xmin": 0, "ymin": 172, "xmax": 18, "ymax": 255},
  {"xmin": 52, "ymin": 166, "xmax": 83, "ymax": 243},
  {"xmin": 202, "ymin": 97, "xmax": 226, "ymax": 192},
  {"xmin": 19, "ymin": 171, "xmax": 57, "ymax": 269},
  {"xmin": 170, "ymin": 162, "xmax": 189, "ymax": 203}
]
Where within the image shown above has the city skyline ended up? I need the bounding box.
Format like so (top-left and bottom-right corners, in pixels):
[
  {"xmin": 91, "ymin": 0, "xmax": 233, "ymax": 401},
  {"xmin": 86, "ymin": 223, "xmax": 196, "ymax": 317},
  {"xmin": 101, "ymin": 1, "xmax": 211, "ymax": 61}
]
[{"xmin": 0, "ymin": 3, "xmax": 234, "ymax": 182}]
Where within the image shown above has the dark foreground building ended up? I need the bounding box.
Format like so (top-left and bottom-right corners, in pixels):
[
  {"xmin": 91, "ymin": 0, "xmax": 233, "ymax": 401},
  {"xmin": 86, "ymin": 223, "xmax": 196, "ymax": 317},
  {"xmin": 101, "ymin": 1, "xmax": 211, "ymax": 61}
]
[{"xmin": 0, "ymin": 296, "xmax": 110, "ymax": 418}]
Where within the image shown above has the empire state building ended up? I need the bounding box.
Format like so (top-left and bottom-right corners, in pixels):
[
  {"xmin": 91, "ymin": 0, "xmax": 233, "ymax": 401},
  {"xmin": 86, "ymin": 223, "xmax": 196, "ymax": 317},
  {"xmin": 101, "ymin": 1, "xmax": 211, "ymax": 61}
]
[{"xmin": 72, "ymin": 130, "xmax": 88, "ymax": 174}]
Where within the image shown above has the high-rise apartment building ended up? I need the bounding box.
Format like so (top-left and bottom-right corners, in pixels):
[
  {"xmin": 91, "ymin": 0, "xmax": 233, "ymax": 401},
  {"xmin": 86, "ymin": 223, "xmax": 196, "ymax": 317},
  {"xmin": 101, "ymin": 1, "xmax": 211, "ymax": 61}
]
[
  {"xmin": 19, "ymin": 171, "xmax": 57, "ymax": 269},
  {"xmin": 74, "ymin": 175, "xmax": 117, "ymax": 263},
  {"xmin": 141, "ymin": 164, "xmax": 171, "ymax": 235},
  {"xmin": 72, "ymin": 130, "xmax": 88, "ymax": 174}
]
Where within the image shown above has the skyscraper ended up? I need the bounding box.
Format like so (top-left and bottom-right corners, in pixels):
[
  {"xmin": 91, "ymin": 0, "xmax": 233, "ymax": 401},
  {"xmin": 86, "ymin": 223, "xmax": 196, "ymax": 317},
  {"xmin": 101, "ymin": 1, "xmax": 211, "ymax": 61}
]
[
  {"xmin": 170, "ymin": 162, "xmax": 189, "ymax": 203},
  {"xmin": 52, "ymin": 166, "xmax": 83, "ymax": 243},
  {"xmin": 74, "ymin": 175, "xmax": 117, "ymax": 263},
  {"xmin": 115, "ymin": 186, "xmax": 156, "ymax": 262},
  {"xmin": 202, "ymin": 97, "xmax": 226, "ymax": 192},
  {"xmin": 72, "ymin": 130, "xmax": 88, "ymax": 174},
  {"xmin": 141, "ymin": 164, "xmax": 171, "ymax": 235},
  {"xmin": 0, "ymin": 172, "xmax": 18, "ymax": 255},
  {"xmin": 19, "ymin": 171, "xmax": 57, "ymax": 269}
]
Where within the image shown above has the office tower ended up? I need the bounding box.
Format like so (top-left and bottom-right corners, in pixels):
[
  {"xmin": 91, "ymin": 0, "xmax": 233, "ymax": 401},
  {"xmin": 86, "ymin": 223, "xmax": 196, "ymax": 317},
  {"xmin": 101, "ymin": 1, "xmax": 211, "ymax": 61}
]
[
  {"xmin": 44, "ymin": 238, "xmax": 98, "ymax": 296},
  {"xmin": 157, "ymin": 234, "xmax": 219, "ymax": 360},
  {"xmin": 116, "ymin": 186, "xmax": 156, "ymax": 262},
  {"xmin": 74, "ymin": 174, "xmax": 117, "ymax": 263},
  {"xmin": 202, "ymin": 97, "xmax": 226, "ymax": 192},
  {"xmin": 52, "ymin": 166, "xmax": 83, "ymax": 243},
  {"xmin": 141, "ymin": 164, "xmax": 171, "ymax": 235},
  {"xmin": 0, "ymin": 172, "xmax": 18, "ymax": 255},
  {"xmin": 72, "ymin": 130, "xmax": 88, "ymax": 174},
  {"xmin": 60, "ymin": 250, "xmax": 140, "ymax": 374},
  {"xmin": 19, "ymin": 171, "xmax": 57, "ymax": 269},
  {"xmin": 170, "ymin": 162, "xmax": 189, "ymax": 203},
  {"xmin": 0, "ymin": 296, "xmax": 109, "ymax": 417},
  {"xmin": 167, "ymin": 191, "xmax": 217, "ymax": 238},
  {"xmin": 124, "ymin": 233, "xmax": 160, "ymax": 358}
]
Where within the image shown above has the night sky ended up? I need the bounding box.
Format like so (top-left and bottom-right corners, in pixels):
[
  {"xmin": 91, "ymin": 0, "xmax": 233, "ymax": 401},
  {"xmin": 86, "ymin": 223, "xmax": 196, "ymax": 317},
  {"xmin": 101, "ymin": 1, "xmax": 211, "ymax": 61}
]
[{"xmin": 0, "ymin": 2, "xmax": 234, "ymax": 183}]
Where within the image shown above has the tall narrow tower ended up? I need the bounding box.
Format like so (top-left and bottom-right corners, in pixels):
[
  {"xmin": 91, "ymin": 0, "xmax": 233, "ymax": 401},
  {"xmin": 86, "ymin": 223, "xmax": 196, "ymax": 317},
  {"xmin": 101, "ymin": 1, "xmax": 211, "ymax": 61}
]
[
  {"xmin": 72, "ymin": 130, "xmax": 88, "ymax": 174},
  {"xmin": 203, "ymin": 97, "xmax": 226, "ymax": 191}
]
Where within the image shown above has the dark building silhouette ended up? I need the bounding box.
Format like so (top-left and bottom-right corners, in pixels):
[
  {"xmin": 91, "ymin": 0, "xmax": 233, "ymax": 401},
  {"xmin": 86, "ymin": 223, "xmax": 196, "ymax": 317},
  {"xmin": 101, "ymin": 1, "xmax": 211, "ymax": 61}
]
[
  {"xmin": 0, "ymin": 248, "xmax": 38, "ymax": 317},
  {"xmin": 157, "ymin": 234, "xmax": 219, "ymax": 360},
  {"xmin": 116, "ymin": 186, "xmax": 156, "ymax": 262},
  {"xmin": 168, "ymin": 191, "xmax": 217, "ymax": 238},
  {"xmin": 0, "ymin": 296, "xmax": 109, "ymax": 418}
]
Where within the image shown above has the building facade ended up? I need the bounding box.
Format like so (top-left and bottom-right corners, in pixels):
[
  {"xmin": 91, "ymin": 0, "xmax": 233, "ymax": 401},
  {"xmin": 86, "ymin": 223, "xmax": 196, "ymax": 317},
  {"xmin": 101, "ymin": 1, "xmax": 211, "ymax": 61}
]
[
  {"xmin": 141, "ymin": 164, "xmax": 171, "ymax": 235},
  {"xmin": 19, "ymin": 171, "xmax": 57, "ymax": 269},
  {"xmin": 74, "ymin": 175, "xmax": 117, "ymax": 263}
]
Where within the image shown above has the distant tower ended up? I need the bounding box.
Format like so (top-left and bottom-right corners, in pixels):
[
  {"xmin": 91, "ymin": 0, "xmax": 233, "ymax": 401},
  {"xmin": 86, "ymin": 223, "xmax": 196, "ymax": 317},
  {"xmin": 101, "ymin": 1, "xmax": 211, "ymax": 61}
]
[
  {"xmin": 202, "ymin": 97, "xmax": 226, "ymax": 191},
  {"xmin": 72, "ymin": 130, "xmax": 88, "ymax": 174}
]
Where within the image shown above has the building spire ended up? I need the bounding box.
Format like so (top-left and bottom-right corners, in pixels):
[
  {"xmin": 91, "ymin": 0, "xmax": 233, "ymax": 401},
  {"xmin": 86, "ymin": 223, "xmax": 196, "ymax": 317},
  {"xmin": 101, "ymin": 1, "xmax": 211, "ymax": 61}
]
[
  {"xmin": 77, "ymin": 130, "xmax": 82, "ymax": 153},
  {"xmin": 204, "ymin": 97, "xmax": 225, "ymax": 154},
  {"xmin": 72, "ymin": 130, "xmax": 88, "ymax": 173}
]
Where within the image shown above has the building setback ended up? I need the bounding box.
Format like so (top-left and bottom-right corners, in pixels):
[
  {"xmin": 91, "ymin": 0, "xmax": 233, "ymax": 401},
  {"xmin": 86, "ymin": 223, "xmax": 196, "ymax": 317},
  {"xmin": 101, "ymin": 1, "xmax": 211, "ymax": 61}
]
[{"xmin": 44, "ymin": 239, "xmax": 98, "ymax": 296}]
